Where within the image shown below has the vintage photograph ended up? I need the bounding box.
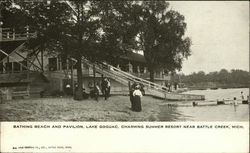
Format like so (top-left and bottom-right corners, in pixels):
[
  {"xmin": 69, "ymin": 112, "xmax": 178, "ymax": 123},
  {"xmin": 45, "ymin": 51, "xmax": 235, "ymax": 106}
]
[{"xmin": 0, "ymin": 0, "xmax": 249, "ymax": 122}]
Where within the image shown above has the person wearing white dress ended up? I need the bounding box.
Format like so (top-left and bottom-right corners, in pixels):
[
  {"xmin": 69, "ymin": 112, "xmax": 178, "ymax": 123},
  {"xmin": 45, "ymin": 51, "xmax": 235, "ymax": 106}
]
[{"xmin": 133, "ymin": 85, "xmax": 143, "ymax": 112}]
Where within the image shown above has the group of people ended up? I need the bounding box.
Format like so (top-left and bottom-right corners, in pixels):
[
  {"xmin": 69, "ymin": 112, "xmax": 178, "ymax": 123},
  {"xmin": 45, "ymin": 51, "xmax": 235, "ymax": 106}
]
[
  {"xmin": 231, "ymin": 91, "xmax": 249, "ymax": 106},
  {"xmin": 66, "ymin": 77, "xmax": 111, "ymax": 101},
  {"xmin": 66, "ymin": 78, "xmax": 145, "ymax": 112},
  {"xmin": 129, "ymin": 82, "xmax": 144, "ymax": 112},
  {"xmin": 91, "ymin": 77, "xmax": 111, "ymax": 101},
  {"xmin": 164, "ymin": 82, "xmax": 179, "ymax": 92}
]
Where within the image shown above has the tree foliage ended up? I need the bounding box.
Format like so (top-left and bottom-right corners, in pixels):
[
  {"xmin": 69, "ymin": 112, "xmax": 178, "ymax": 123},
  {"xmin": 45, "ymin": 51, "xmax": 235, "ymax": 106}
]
[
  {"xmin": 1, "ymin": 1, "xmax": 194, "ymax": 98},
  {"xmin": 176, "ymin": 69, "xmax": 250, "ymax": 88},
  {"xmin": 94, "ymin": 1, "xmax": 139, "ymax": 64},
  {"xmin": 130, "ymin": 1, "xmax": 191, "ymax": 82}
]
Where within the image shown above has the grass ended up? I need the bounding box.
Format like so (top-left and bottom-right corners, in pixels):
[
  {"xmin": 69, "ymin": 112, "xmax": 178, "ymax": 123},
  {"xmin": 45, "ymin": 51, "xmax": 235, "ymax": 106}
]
[{"xmin": 0, "ymin": 96, "xmax": 164, "ymax": 121}]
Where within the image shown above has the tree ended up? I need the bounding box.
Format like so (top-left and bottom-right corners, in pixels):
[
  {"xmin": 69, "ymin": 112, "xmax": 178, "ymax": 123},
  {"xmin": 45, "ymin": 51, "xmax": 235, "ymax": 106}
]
[
  {"xmin": 179, "ymin": 69, "xmax": 250, "ymax": 88},
  {"xmin": 131, "ymin": 1, "xmax": 191, "ymax": 82},
  {"xmin": 95, "ymin": 1, "xmax": 140, "ymax": 64},
  {"xmin": 218, "ymin": 69, "xmax": 229, "ymax": 83},
  {"xmin": 1, "ymin": 1, "xmax": 28, "ymax": 30},
  {"xmin": 2, "ymin": 1, "xmax": 193, "ymax": 98},
  {"xmin": 61, "ymin": 1, "xmax": 102, "ymax": 100},
  {"xmin": 25, "ymin": 1, "xmax": 73, "ymax": 72},
  {"xmin": 0, "ymin": 1, "xmax": 92, "ymax": 100}
]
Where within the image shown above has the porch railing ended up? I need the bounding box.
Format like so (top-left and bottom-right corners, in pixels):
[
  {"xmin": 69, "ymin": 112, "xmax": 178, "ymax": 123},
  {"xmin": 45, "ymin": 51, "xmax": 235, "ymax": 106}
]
[{"xmin": 0, "ymin": 27, "xmax": 36, "ymax": 42}]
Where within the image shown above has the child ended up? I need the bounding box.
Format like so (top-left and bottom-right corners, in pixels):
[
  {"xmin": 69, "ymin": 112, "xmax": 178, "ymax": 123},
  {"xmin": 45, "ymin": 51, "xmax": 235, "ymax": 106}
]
[
  {"xmin": 233, "ymin": 97, "xmax": 238, "ymax": 105},
  {"xmin": 133, "ymin": 85, "xmax": 143, "ymax": 112}
]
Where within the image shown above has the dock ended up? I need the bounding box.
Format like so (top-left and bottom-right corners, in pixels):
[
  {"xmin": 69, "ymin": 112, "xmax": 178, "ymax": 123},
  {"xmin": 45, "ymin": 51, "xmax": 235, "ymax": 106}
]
[{"xmin": 160, "ymin": 99, "xmax": 249, "ymax": 107}]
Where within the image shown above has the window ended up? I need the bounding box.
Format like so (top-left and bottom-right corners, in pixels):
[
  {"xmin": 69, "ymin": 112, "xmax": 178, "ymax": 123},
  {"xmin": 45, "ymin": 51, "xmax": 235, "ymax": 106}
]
[
  {"xmin": 48, "ymin": 57, "xmax": 57, "ymax": 71},
  {"xmin": 13, "ymin": 62, "xmax": 21, "ymax": 72},
  {"xmin": 5, "ymin": 62, "xmax": 12, "ymax": 72}
]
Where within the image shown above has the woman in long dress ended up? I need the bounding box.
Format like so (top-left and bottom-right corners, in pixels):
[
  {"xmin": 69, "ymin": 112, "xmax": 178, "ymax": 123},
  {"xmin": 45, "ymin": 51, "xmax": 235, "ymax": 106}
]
[
  {"xmin": 133, "ymin": 85, "xmax": 143, "ymax": 112},
  {"xmin": 129, "ymin": 89, "xmax": 135, "ymax": 110},
  {"xmin": 129, "ymin": 82, "xmax": 137, "ymax": 110}
]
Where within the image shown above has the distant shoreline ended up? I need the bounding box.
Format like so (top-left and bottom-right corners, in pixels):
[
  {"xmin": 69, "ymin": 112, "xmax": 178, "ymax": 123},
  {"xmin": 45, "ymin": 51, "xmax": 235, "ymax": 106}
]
[
  {"xmin": 184, "ymin": 83, "xmax": 249, "ymax": 91},
  {"xmin": 187, "ymin": 86, "xmax": 249, "ymax": 91}
]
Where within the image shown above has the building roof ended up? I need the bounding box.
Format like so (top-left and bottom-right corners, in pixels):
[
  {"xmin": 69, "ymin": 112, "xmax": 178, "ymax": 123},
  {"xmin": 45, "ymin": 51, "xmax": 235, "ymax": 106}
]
[{"xmin": 120, "ymin": 52, "xmax": 146, "ymax": 63}]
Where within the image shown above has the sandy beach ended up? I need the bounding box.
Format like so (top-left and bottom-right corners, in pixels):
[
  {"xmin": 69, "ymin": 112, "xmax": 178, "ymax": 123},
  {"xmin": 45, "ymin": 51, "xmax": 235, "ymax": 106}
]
[{"xmin": 0, "ymin": 96, "xmax": 164, "ymax": 121}]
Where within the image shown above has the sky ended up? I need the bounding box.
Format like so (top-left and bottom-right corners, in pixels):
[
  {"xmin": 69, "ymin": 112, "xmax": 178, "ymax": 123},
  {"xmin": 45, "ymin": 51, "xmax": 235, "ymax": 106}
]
[{"xmin": 169, "ymin": 1, "xmax": 249, "ymax": 75}]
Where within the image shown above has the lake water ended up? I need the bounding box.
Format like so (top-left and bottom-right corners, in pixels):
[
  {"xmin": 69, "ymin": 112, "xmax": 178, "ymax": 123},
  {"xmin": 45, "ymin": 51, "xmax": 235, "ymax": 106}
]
[{"xmin": 158, "ymin": 88, "xmax": 249, "ymax": 121}]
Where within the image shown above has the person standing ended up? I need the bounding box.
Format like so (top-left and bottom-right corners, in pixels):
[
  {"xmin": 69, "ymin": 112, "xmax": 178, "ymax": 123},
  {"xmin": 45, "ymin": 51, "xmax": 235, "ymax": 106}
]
[
  {"xmin": 233, "ymin": 97, "xmax": 238, "ymax": 105},
  {"xmin": 241, "ymin": 91, "xmax": 244, "ymax": 100},
  {"xmin": 101, "ymin": 78, "xmax": 109, "ymax": 100},
  {"xmin": 94, "ymin": 83, "xmax": 101, "ymax": 101},
  {"xmin": 65, "ymin": 84, "xmax": 71, "ymax": 96},
  {"xmin": 129, "ymin": 82, "xmax": 137, "ymax": 111},
  {"xmin": 133, "ymin": 85, "xmax": 143, "ymax": 112},
  {"xmin": 139, "ymin": 83, "xmax": 145, "ymax": 95},
  {"xmin": 107, "ymin": 79, "xmax": 111, "ymax": 97},
  {"xmin": 73, "ymin": 84, "xmax": 78, "ymax": 100},
  {"xmin": 101, "ymin": 78, "xmax": 105, "ymax": 96}
]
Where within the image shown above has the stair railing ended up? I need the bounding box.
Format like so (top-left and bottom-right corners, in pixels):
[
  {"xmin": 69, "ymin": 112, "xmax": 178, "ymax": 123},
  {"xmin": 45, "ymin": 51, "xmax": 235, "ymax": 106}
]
[{"xmin": 81, "ymin": 59, "xmax": 128, "ymax": 86}]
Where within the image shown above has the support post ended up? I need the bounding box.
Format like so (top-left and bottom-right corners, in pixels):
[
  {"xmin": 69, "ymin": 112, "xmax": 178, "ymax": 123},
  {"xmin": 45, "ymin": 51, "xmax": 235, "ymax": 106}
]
[
  {"xmin": 0, "ymin": 26, "xmax": 2, "ymax": 41},
  {"xmin": 41, "ymin": 48, "xmax": 44, "ymax": 72},
  {"xmin": 128, "ymin": 81, "xmax": 131, "ymax": 92},
  {"xmin": 27, "ymin": 54, "xmax": 30, "ymax": 81},
  {"xmin": 13, "ymin": 29, "xmax": 15, "ymax": 40},
  {"xmin": 71, "ymin": 60, "xmax": 74, "ymax": 96},
  {"xmin": 7, "ymin": 56, "xmax": 10, "ymax": 73},
  {"xmin": 93, "ymin": 63, "xmax": 96, "ymax": 85}
]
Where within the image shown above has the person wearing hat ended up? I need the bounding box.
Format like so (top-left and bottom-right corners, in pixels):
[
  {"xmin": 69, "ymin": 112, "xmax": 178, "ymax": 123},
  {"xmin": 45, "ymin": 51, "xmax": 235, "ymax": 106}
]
[
  {"xmin": 102, "ymin": 78, "xmax": 109, "ymax": 100},
  {"xmin": 65, "ymin": 84, "xmax": 71, "ymax": 96},
  {"xmin": 129, "ymin": 82, "xmax": 137, "ymax": 111},
  {"xmin": 133, "ymin": 84, "xmax": 143, "ymax": 112}
]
